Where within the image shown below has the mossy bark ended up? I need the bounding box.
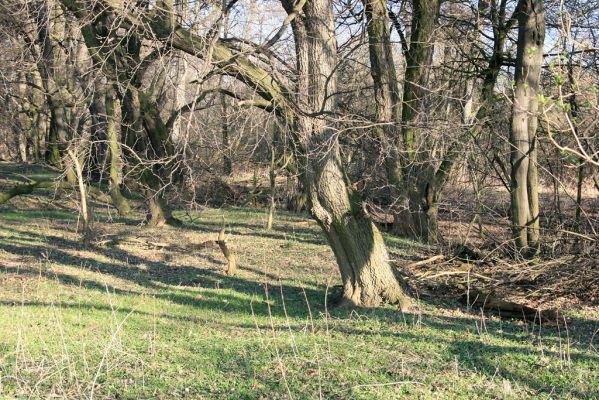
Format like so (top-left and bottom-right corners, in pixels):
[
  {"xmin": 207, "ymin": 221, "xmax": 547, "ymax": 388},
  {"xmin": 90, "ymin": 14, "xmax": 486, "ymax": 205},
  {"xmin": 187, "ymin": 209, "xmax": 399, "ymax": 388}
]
[{"xmin": 363, "ymin": 0, "xmax": 441, "ymax": 243}]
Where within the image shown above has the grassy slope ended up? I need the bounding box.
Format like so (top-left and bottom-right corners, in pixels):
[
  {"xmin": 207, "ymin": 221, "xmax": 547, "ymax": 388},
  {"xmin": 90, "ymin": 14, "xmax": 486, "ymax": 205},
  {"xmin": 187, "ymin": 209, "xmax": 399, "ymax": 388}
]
[{"xmin": 0, "ymin": 190, "xmax": 597, "ymax": 398}]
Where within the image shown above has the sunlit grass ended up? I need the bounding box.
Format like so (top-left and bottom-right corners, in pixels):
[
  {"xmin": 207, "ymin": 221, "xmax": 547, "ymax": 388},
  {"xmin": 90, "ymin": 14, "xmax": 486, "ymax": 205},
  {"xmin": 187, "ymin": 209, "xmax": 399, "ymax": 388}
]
[{"xmin": 0, "ymin": 205, "xmax": 597, "ymax": 399}]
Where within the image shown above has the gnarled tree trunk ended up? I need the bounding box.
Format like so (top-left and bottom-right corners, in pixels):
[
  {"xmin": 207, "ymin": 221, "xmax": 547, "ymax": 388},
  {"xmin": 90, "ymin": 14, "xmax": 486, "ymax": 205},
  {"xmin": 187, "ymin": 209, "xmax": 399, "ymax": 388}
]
[{"xmin": 286, "ymin": 0, "xmax": 411, "ymax": 308}]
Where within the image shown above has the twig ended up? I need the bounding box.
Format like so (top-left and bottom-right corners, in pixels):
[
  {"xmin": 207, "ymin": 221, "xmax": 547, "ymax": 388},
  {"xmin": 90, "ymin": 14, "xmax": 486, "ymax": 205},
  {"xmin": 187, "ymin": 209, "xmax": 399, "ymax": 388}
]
[
  {"xmin": 348, "ymin": 381, "xmax": 424, "ymax": 391},
  {"xmin": 407, "ymin": 255, "xmax": 445, "ymax": 268}
]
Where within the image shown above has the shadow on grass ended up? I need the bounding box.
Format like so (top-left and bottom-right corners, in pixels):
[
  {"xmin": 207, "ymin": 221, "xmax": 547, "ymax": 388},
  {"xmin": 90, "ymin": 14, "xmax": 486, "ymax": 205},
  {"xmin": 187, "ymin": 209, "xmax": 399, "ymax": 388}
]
[
  {"xmin": 1, "ymin": 203, "xmax": 598, "ymax": 398},
  {"xmin": 0, "ymin": 225, "xmax": 330, "ymax": 321},
  {"xmin": 183, "ymin": 218, "xmax": 327, "ymax": 246},
  {"xmin": 1, "ymin": 296, "xmax": 596, "ymax": 398},
  {"xmin": 0, "ymin": 162, "xmax": 59, "ymax": 182}
]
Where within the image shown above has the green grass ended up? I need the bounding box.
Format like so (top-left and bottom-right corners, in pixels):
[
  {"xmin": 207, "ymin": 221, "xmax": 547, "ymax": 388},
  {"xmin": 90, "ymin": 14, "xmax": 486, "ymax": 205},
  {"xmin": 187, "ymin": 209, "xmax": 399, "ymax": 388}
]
[{"xmin": 0, "ymin": 206, "xmax": 597, "ymax": 399}]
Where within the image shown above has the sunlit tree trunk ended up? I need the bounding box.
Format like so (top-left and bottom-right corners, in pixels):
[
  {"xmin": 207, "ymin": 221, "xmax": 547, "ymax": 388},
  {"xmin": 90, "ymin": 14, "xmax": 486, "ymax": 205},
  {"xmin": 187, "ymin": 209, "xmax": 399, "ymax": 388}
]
[
  {"xmin": 265, "ymin": 125, "xmax": 281, "ymax": 230},
  {"xmin": 398, "ymin": 0, "xmax": 441, "ymax": 242},
  {"xmin": 105, "ymin": 85, "xmax": 131, "ymax": 216},
  {"xmin": 362, "ymin": 0, "xmax": 412, "ymax": 237},
  {"xmin": 67, "ymin": 147, "xmax": 93, "ymax": 243},
  {"xmin": 122, "ymin": 87, "xmax": 179, "ymax": 226},
  {"xmin": 285, "ymin": 0, "xmax": 411, "ymax": 308},
  {"xmin": 221, "ymin": 92, "xmax": 232, "ymax": 175},
  {"xmin": 510, "ymin": 0, "xmax": 545, "ymax": 255}
]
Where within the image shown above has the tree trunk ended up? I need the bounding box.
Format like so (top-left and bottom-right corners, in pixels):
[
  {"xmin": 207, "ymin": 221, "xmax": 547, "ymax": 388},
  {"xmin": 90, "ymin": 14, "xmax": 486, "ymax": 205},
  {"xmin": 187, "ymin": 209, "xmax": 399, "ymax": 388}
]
[
  {"xmin": 361, "ymin": 0, "xmax": 410, "ymax": 238},
  {"xmin": 566, "ymin": 45, "xmax": 585, "ymax": 236},
  {"xmin": 286, "ymin": 0, "xmax": 411, "ymax": 308},
  {"xmin": 265, "ymin": 140, "xmax": 277, "ymax": 230},
  {"xmin": 510, "ymin": 0, "xmax": 545, "ymax": 256},
  {"xmin": 46, "ymin": 106, "xmax": 64, "ymax": 167},
  {"xmin": 398, "ymin": 0, "xmax": 441, "ymax": 242},
  {"xmin": 105, "ymin": 85, "xmax": 131, "ymax": 217},
  {"xmin": 363, "ymin": 0, "xmax": 441, "ymax": 242},
  {"xmin": 122, "ymin": 87, "xmax": 180, "ymax": 226},
  {"xmin": 147, "ymin": 193, "xmax": 175, "ymax": 227},
  {"xmin": 17, "ymin": 71, "xmax": 32, "ymax": 163},
  {"xmin": 28, "ymin": 66, "xmax": 47, "ymax": 162},
  {"xmin": 67, "ymin": 147, "xmax": 93, "ymax": 243},
  {"xmin": 221, "ymin": 91, "xmax": 232, "ymax": 175}
]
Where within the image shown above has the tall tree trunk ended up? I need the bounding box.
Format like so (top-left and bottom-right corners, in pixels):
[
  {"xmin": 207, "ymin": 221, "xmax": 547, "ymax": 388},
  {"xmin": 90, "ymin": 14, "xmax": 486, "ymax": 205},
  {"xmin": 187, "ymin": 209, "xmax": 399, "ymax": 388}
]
[
  {"xmin": 397, "ymin": 0, "xmax": 441, "ymax": 242},
  {"xmin": 29, "ymin": 69, "xmax": 46, "ymax": 162},
  {"xmin": 221, "ymin": 91, "xmax": 232, "ymax": 175},
  {"xmin": 510, "ymin": 0, "xmax": 545, "ymax": 256},
  {"xmin": 105, "ymin": 85, "xmax": 131, "ymax": 217},
  {"xmin": 363, "ymin": 0, "xmax": 440, "ymax": 242},
  {"xmin": 67, "ymin": 147, "xmax": 93, "ymax": 243},
  {"xmin": 286, "ymin": 0, "xmax": 410, "ymax": 308},
  {"xmin": 17, "ymin": 71, "xmax": 31, "ymax": 163},
  {"xmin": 122, "ymin": 87, "xmax": 178, "ymax": 226},
  {"xmin": 265, "ymin": 126, "xmax": 280, "ymax": 230},
  {"xmin": 362, "ymin": 0, "xmax": 411, "ymax": 237}
]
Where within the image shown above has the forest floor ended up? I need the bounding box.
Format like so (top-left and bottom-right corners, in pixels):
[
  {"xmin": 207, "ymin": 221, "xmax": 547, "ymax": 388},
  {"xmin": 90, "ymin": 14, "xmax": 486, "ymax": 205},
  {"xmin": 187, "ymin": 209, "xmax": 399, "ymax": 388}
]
[{"xmin": 0, "ymin": 162, "xmax": 597, "ymax": 399}]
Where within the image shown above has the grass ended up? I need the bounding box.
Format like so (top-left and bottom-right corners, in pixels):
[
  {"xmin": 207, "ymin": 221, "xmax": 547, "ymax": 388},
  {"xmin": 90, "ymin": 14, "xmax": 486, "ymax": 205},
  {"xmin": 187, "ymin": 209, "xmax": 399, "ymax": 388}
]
[{"xmin": 0, "ymin": 200, "xmax": 597, "ymax": 399}]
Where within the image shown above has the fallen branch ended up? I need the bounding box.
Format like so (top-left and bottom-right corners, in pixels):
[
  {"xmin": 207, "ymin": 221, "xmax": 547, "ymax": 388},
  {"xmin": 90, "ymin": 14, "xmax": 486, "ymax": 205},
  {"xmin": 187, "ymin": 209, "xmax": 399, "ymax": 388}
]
[
  {"xmin": 0, "ymin": 179, "xmax": 68, "ymax": 204},
  {"xmin": 406, "ymin": 255, "xmax": 445, "ymax": 268},
  {"xmin": 1, "ymin": 177, "xmax": 116, "ymax": 207},
  {"xmin": 408, "ymin": 258, "xmax": 560, "ymax": 323},
  {"xmin": 419, "ymin": 269, "xmax": 495, "ymax": 282},
  {"xmin": 462, "ymin": 286, "xmax": 558, "ymax": 323}
]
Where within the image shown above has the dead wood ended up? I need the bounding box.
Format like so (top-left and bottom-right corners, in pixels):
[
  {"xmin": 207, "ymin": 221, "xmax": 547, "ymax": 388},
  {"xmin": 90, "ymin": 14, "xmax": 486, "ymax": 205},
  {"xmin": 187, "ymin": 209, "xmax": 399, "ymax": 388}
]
[
  {"xmin": 407, "ymin": 255, "xmax": 445, "ymax": 268},
  {"xmin": 460, "ymin": 286, "xmax": 558, "ymax": 323},
  {"xmin": 0, "ymin": 176, "xmax": 119, "ymax": 208},
  {"xmin": 407, "ymin": 255, "xmax": 575, "ymax": 323},
  {"xmin": 217, "ymin": 217, "xmax": 236, "ymax": 276}
]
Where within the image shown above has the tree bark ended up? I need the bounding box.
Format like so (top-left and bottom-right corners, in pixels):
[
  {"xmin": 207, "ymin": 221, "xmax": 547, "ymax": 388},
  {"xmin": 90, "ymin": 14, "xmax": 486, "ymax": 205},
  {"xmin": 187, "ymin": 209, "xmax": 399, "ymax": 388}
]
[
  {"xmin": 363, "ymin": 0, "xmax": 441, "ymax": 242},
  {"xmin": 105, "ymin": 85, "xmax": 131, "ymax": 217},
  {"xmin": 122, "ymin": 87, "xmax": 179, "ymax": 226},
  {"xmin": 67, "ymin": 147, "xmax": 93, "ymax": 243},
  {"xmin": 286, "ymin": 0, "xmax": 411, "ymax": 308},
  {"xmin": 265, "ymin": 134, "xmax": 277, "ymax": 231},
  {"xmin": 221, "ymin": 91, "xmax": 233, "ymax": 175},
  {"xmin": 510, "ymin": 0, "xmax": 545, "ymax": 256}
]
